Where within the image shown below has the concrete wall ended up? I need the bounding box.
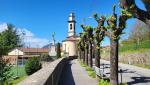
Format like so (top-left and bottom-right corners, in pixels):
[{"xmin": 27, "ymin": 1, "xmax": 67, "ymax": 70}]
[{"xmin": 17, "ymin": 57, "xmax": 69, "ymax": 85}]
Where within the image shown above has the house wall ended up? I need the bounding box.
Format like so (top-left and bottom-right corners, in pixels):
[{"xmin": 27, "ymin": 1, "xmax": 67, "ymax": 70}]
[
  {"xmin": 62, "ymin": 41, "xmax": 77, "ymax": 56},
  {"xmin": 3, "ymin": 55, "xmax": 17, "ymax": 65}
]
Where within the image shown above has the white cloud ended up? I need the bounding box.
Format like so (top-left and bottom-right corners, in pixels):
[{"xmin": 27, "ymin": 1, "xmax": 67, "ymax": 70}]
[
  {"xmin": 0, "ymin": 23, "xmax": 7, "ymax": 32},
  {"xmin": 0, "ymin": 23, "xmax": 49, "ymax": 48},
  {"xmin": 19, "ymin": 28, "xmax": 49, "ymax": 48}
]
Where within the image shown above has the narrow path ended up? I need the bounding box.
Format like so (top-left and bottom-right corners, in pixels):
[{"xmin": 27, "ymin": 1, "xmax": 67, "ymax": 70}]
[
  {"xmin": 100, "ymin": 60, "xmax": 150, "ymax": 85},
  {"xmin": 58, "ymin": 59, "xmax": 98, "ymax": 85}
]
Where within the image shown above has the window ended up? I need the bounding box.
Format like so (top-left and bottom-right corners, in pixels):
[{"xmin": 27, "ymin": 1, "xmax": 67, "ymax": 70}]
[{"xmin": 70, "ymin": 24, "xmax": 72, "ymax": 30}]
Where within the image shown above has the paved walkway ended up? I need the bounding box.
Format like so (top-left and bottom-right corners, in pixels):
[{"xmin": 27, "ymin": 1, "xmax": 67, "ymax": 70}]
[
  {"xmin": 58, "ymin": 59, "xmax": 98, "ymax": 85},
  {"xmin": 100, "ymin": 60, "xmax": 150, "ymax": 85}
]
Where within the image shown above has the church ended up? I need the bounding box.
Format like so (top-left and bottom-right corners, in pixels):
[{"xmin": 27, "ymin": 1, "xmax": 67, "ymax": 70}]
[{"xmin": 62, "ymin": 13, "xmax": 80, "ymax": 58}]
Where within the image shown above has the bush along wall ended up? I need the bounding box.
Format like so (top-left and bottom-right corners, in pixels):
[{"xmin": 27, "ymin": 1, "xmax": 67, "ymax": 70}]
[{"xmin": 25, "ymin": 57, "xmax": 42, "ymax": 75}]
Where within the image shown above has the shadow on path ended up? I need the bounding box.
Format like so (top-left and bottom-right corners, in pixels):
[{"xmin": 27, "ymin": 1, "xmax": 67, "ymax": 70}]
[
  {"xmin": 58, "ymin": 61, "xmax": 75, "ymax": 85},
  {"xmin": 127, "ymin": 77, "xmax": 150, "ymax": 85}
]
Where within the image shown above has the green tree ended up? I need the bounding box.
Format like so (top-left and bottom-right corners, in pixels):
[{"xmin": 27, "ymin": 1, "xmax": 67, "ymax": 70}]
[
  {"xmin": 0, "ymin": 24, "xmax": 22, "ymax": 57},
  {"xmin": 0, "ymin": 23, "xmax": 22, "ymax": 84},
  {"xmin": 56, "ymin": 42, "xmax": 61, "ymax": 58}
]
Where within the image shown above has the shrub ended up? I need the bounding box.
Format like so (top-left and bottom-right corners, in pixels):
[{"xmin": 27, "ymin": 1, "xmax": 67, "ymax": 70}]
[
  {"xmin": 0, "ymin": 59, "xmax": 13, "ymax": 84},
  {"xmin": 56, "ymin": 42, "xmax": 61, "ymax": 58},
  {"xmin": 25, "ymin": 57, "xmax": 42, "ymax": 75},
  {"xmin": 99, "ymin": 79, "xmax": 110, "ymax": 85}
]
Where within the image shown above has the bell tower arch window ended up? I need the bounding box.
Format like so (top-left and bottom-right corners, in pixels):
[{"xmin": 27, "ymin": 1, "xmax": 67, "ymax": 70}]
[{"xmin": 70, "ymin": 24, "xmax": 72, "ymax": 30}]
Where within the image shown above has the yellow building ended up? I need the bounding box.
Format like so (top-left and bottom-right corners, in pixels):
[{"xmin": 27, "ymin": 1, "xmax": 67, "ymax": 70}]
[
  {"xmin": 62, "ymin": 13, "xmax": 80, "ymax": 58},
  {"xmin": 3, "ymin": 48, "xmax": 49, "ymax": 65}
]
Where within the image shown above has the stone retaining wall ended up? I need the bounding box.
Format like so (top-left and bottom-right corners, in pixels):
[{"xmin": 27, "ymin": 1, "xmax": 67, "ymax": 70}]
[{"xmin": 18, "ymin": 57, "xmax": 69, "ymax": 85}]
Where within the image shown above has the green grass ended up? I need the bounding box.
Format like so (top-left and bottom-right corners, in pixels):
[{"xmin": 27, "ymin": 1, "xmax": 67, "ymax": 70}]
[
  {"xmin": 11, "ymin": 76, "xmax": 27, "ymax": 85},
  {"xmin": 99, "ymin": 79, "xmax": 110, "ymax": 85},
  {"xmin": 78, "ymin": 60, "xmax": 96, "ymax": 78},
  {"xmin": 134, "ymin": 64, "xmax": 150, "ymax": 69},
  {"xmin": 10, "ymin": 66, "xmax": 27, "ymax": 85},
  {"xmin": 11, "ymin": 66, "xmax": 27, "ymax": 77},
  {"xmin": 119, "ymin": 40, "xmax": 150, "ymax": 52}
]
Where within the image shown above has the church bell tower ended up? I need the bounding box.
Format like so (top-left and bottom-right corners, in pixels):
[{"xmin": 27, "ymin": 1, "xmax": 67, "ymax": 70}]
[{"xmin": 68, "ymin": 13, "xmax": 76, "ymax": 37}]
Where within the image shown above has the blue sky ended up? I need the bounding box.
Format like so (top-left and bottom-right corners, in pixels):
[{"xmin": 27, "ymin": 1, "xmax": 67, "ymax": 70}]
[{"xmin": 0, "ymin": 0, "xmax": 146, "ymax": 47}]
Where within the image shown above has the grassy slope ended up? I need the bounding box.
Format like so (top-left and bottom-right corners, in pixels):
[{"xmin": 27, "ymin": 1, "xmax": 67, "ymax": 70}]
[
  {"xmin": 10, "ymin": 66, "xmax": 27, "ymax": 85},
  {"xmin": 101, "ymin": 41, "xmax": 150, "ymax": 69}
]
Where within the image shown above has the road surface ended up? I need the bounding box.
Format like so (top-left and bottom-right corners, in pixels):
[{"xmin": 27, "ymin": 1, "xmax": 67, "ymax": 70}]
[
  {"xmin": 100, "ymin": 60, "xmax": 150, "ymax": 85},
  {"xmin": 58, "ymin": 59, "xmax": 98, "ymax": 85}
]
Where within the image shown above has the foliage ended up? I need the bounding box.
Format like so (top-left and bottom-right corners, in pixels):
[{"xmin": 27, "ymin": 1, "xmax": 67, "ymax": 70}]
[
  {"xmin": 56, "ymin": 42, "xmax": 61, "ymax": 58},
  {"xmin": 41, "ymin": 53, "xmax": 53, "ymax": 62},
  {"xmin": 0, "ymin": 59, "xmax": 13, "ymax": 84},
  {"xmin": 0, "ymin": 24, "xmax": 22, "ymax": 56},
  {"xmin": 99, "ymin": 79, "xmax": 110, "ymax": 85},
  {"xmin": 25, "ymin": 57, "xmax": 42, "ymax": 75},
  {"xmin": 6, "ymin": 66, "xmax": 27, "ymax": 85}
]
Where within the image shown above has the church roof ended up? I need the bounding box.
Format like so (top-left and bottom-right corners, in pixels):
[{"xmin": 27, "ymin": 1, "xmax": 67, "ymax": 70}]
[
  {"xmin": 15, "ymin": 48, "xmax": 50, "ymax": 53},
  {"xmin": 62, "ymin": 36, "xmax": 79, "ymax": 42}
]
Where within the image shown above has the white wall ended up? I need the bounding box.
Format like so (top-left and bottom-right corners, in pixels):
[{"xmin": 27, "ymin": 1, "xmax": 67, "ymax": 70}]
[{"xmin": 8, "ymin": 49, "xmax": 24, "ymax": 56}]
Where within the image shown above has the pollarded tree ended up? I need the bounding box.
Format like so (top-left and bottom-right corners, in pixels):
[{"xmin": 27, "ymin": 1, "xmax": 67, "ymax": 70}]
[
  {"xmin": 81, "ymin": 27, "xmax": 89, "ymax": 65},
  {"xmin": 87, "ymin": 26, "xmax": 94, "ymax": 67},
  {"xmin": 93, "ymin": 5, "xmax": 132, "ymax": 85},
  {"xmin": 80, "ymin": 33, "xmax": 85, "ymax": 63},
  {"xmin": 77, "ymin": 38, "xmax": 85, "ymax": 60},
  {"xmin": 119, "ymin": 0, "xmax": 150, "ymax": 25},
  {"xmin": 119, "ymin": 0, "xmax": 150, "ymax": 40},
  {"xmin": 77, "ymin": 39, "xmax": 82, "ymax": 60},
  {"xmin": 93, "ymin": 14, "xmax": 106, "ymax": 68},
  {"xmin": 107, "ymin": 5, "xmax": 132, "ymax": 85},
  {"xmin": 81, "ymin": 25, "xmax": 94, "ymax": 67}
]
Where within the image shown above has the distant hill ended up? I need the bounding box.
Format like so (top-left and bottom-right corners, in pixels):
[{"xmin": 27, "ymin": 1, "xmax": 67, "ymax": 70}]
[
  {"xmin": 42, "ymin": 44, "xmax": 50, "ymax": 48},
  {"xmin": 42, "ymin": 43, "xmax": 62, "ymax": 48}
]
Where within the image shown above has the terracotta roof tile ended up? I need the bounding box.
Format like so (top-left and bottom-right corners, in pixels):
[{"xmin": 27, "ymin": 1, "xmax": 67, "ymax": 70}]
[{"xmin": 18, "ymin": 48, "xmax": 50, "ymax": 53}]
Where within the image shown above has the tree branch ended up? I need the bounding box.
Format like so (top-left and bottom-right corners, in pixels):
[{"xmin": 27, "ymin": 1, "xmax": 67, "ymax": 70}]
[
  {"xmin": 105, "ymin": 31, "xmax": 111, "ymax": 38},
  {"xmin": 119, "ymin": 0, "xmax": 150, "ymax": 23}
]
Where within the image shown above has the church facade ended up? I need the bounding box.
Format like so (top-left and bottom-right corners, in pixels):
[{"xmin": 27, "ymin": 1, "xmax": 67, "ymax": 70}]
[{"xmin": 62, "ymin": 13, "xmax": 79, "ymax": 58}]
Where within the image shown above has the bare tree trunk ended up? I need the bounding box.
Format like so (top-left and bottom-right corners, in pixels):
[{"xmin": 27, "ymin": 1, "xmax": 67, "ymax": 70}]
[
  {"xmin": 79, "ymin": 49, "xmax": 81, "ymax": 60},
  {"xmin": 82, "ymin": 50, "xmax": 85, "ymax": 63},
  {"xmin": 88, "ymin": 42, "xmax": 93, "ymax": 67},
  {"xmin": 95, "ymin": 47, "xmax": 100, "ymax": 68},
  {"xmin": 85, "ymin": 48, "xmax": 88, "ymax": 65},
  {"xmin": 110, "ymin": 39, "xmax": 119, "ymax": 85}
]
